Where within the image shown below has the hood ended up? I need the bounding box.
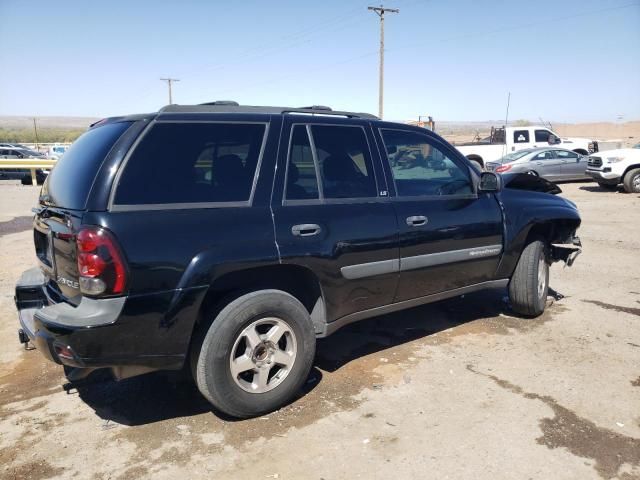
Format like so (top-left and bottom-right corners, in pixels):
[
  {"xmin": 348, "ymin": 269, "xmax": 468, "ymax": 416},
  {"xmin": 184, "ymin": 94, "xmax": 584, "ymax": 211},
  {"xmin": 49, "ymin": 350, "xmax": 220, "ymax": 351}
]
[
  {"xmin": 501, "ymin": 172, "xmax": 562, "ymax": 195},
  {"xmin": 560, "ymin": 136, "xmax": 590, "ymax": 144},
  {"xmin": 592, "ymin": 147, "xmax": 640, "ymax": 158}
]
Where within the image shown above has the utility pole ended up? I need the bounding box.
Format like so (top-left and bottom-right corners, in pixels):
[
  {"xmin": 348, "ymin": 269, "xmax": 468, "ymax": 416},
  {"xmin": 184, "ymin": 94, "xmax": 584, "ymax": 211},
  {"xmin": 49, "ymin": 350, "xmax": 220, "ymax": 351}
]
[
  {"xmin": 368, "ymin": 5, "xmax": 398, "ymax": 119},
  {"xmin": 160, "ymin": 77, "xmax": 180, "ymax": 104},
  {"xmin": 32, "ymin": 118, "xmax": 40, "ymax": 149}
]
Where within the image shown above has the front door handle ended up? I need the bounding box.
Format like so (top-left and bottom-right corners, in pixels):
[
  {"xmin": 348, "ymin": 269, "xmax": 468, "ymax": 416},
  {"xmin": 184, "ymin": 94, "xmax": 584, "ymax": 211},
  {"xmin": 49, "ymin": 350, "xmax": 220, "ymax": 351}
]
[
  {"xmin": 406, "ymin": 215, "xmax": 427, "ymax": 227},
  {"xmin": 292, "ymin": 223, "xmax": 321, "ymax": 237}
]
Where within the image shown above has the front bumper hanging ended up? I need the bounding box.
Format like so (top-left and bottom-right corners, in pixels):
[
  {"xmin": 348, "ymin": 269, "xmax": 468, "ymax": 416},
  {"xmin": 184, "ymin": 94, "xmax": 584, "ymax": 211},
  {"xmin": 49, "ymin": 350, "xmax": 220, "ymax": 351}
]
[{"xmin": 551, "ymin": 235, "xmax": 582, "ymax": 267}]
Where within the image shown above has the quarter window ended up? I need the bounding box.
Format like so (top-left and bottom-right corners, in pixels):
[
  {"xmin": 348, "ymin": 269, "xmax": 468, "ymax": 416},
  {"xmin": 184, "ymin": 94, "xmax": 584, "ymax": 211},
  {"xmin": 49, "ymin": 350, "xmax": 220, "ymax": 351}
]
[
  {"xmin": 380, "ymin": 130, "xmax": 473, "ymax": 197},
  {"xmin": 115, "ymin": 122, "xmax": 266, "ymax": 205},
  {"xmin": 513, "ymin": 130, "xmax": 530, "ymax": 143}
]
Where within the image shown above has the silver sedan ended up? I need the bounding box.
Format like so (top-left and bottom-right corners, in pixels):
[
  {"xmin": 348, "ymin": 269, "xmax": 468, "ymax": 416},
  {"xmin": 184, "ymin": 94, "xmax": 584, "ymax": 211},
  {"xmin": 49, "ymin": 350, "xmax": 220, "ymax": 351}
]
[{"xmin": 485, "ymin": 147, "xmax": 590, "ymax": 181}]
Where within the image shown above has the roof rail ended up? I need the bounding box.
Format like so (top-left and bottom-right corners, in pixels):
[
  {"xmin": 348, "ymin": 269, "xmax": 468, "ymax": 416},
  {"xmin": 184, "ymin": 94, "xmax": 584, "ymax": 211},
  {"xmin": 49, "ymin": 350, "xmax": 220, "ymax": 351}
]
[
  {"xmin": 159, "ymin": 103, "xmax": 378, "ymax": 119},
  {"xmin": 199, "ymin": 100, "xmax": 239, "ymax": 106},
  {"xmin": 298, "ymin": 105, "xmax": 332, "ymax": 111}
]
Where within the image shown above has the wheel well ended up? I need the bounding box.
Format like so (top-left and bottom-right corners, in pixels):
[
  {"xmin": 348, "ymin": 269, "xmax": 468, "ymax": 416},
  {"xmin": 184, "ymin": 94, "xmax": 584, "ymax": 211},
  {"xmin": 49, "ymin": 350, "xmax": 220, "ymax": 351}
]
[
  {"xmin": 623, "ymin": 164, "xmax": 640, "ymax": 178},
  {"xmin": 573, "ymin": 149, "xmax": 588, "ymax": 155},
  {"xmin": 525, "ymin": 220, "xmax": 579, "ymax": 248},
  {"xmin": 197, "ymin": 265, "xmax": 324, "ymax": 329},
  {"xmin": 466, "ymin": 154, "xmax": 484, "ymax": 166}
]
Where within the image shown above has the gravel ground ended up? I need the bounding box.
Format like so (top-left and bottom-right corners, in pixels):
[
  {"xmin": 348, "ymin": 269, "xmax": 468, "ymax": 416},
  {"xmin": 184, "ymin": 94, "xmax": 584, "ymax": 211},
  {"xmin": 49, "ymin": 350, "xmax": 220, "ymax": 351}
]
[{"xmin": 0, "ymin": 182, "xmax": 639, "ymax": 480}]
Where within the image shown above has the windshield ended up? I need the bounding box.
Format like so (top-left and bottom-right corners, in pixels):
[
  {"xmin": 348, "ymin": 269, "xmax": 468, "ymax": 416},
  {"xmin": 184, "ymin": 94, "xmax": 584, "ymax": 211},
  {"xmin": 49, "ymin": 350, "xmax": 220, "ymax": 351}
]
[
  {"xmin": 497, "ymin": 149, "xmax": 532, "ymax": 164},
  {"xmin": 15, "ymin": 149, "xmax": 40, "ymax": 157},
  {"xmin": 633, "ymin": 143, "xmax": 640, "ymax": 149}
]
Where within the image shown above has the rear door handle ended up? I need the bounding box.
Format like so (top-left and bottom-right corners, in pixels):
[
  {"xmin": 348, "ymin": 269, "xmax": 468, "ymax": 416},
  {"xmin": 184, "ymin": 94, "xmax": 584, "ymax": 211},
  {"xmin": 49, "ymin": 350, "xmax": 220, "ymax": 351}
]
[
  {"xmin": 292, "ymin": 223, "xmax": 321, "ymax": 237},
  {"xmin": 406, "ymin": 215, "xmax": 427, "ymax": 227}
]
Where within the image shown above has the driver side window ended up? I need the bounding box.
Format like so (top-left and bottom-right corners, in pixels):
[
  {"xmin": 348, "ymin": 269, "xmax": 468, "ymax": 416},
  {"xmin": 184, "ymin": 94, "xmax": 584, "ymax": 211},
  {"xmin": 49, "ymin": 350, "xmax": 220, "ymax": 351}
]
[{"xmin": 380, "ymin": 129, "xmax": 473, "ymax": 197}]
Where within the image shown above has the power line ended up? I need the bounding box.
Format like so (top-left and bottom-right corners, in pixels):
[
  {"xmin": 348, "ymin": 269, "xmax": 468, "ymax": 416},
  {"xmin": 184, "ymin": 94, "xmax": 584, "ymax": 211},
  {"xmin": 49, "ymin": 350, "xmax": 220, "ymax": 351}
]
[
  {"xmin": 388, "ymin": 1, "xmax": 639, "ymax": 53},
  {"xmin": 368, "ymin": 5, "xmax": 399, "ymax": 119},
  {"xmin": 160, "ymin": 77, "xmax": 180, "ymax": 104}
]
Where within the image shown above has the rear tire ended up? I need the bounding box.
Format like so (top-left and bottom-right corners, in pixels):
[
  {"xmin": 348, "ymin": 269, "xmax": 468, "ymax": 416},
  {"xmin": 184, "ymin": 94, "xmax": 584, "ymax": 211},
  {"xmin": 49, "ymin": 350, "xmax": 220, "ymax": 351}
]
[
  {"xmin": 508, "ymin": 240, "xmax": 549, "ymax": 317},
  {"xmin": 623, "ymin": 168, "xmax": 640, "ymax": 193},
  {"xmin": 469, "ymin": 160, "xmax": 483, "ymax": 172},
  {"xmin": 598, "ymin": 182, "xmax": 618, "ymax": 191},
  {"xmin": 194, "ymin": 290, "xmax": 316, "ymax": 418}
]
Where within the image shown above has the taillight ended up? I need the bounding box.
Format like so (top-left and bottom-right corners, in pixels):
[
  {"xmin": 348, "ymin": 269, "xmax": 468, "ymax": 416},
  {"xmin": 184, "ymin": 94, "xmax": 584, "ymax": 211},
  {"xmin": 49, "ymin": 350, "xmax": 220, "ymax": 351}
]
[
  {"xmin": 76, "ymin": 226, "xmax": 127, "ymax": 296},
  {"xmin": 495, "ymin": 164, "xmax": 512, "ymax": 173}
]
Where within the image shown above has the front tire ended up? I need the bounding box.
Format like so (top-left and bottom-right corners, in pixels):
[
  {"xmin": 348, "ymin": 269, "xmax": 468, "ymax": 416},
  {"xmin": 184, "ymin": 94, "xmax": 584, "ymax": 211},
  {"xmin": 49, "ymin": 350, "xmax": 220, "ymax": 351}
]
[
  {"xmin": 509, "ymin": 240, "xmax": 549, "ymax": 317},
  {"xmin": 194, "ymin": 290, "xmax": 316, "ymax": 418},
  {"xmin": 623, "ymin": 168, "xmax": 640, "ymax": 193}
]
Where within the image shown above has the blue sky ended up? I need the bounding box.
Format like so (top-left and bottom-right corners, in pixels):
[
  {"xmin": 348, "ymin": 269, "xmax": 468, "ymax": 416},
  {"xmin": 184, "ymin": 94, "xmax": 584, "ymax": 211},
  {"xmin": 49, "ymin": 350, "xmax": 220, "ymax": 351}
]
[{"xmin": 1, "ymin": 0, "xmax": 638, "ymax": 122}]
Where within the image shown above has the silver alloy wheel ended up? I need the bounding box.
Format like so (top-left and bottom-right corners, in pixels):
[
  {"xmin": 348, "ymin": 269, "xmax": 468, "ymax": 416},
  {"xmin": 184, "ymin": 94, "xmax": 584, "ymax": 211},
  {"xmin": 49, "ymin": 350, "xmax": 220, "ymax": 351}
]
[
  {"xmin": 633, "ymin": 174, "xmax": 640, "ymax": 191},
  {"xmin": 229, "ymin": 317, "xmax": 297, "ymax": 394},
  {"xmin": 537, "ymin": 256, "xmax": 547, "ymax": 299}
]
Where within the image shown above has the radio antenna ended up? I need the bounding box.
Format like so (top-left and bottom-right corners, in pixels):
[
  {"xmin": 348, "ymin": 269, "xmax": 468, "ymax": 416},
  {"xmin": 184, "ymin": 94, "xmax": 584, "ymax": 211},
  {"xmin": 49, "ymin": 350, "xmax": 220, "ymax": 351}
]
[
  {"xmin": 504, "ymin": 92, "xmax": 511, "ymax": 127},
  {"xmin": 503, "ymin": 92, "xmax": 511, "ymax": 158}
]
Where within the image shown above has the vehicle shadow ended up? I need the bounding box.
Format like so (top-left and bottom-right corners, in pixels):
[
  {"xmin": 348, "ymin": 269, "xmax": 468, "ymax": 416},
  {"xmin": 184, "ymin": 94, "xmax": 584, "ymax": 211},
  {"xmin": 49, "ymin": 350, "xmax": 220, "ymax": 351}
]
[
  {"xmin": 315, "ymin": 287, "xmax": 507, "ymax": 372},
  {"xmin": 579, "ymin": 185, "xmax": 619, "ymax": 193},
  {"xmin": 72, "ymin": 287, "xmax": 511, "ymax": 426}
]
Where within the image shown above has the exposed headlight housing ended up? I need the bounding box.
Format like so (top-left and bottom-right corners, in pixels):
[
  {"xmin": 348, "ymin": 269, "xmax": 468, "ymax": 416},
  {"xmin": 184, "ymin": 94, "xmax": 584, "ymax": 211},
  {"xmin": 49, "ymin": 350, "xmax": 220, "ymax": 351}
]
[{"xmin": 607, "ymin": 156, "xmax": 625, "ymax": 163}]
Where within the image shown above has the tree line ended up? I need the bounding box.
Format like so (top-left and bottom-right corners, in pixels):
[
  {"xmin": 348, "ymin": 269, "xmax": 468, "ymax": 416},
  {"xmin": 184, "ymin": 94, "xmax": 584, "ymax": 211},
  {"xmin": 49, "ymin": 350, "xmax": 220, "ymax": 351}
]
[{"xmin": 0, "ymin": 127, "xmax": 85, "ymax": 143}]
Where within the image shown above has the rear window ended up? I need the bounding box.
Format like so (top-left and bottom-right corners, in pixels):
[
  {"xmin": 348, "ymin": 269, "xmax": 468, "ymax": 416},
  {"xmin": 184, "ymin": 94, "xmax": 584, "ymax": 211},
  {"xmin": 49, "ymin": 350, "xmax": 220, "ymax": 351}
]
[
  {"xmin": 114, "ymin": 122, "xmax": 266, "ymax": 205},
  {"xmin": 42, "ymin": 121, "xmax": 133, "ymax": 209}
]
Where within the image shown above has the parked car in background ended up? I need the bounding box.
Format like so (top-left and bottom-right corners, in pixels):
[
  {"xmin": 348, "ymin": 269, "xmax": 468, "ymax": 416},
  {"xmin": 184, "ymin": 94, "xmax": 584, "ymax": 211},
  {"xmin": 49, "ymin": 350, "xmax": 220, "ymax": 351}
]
[
  {"xmin": 48, "ymin": 145, "xmax": 69, "ymax": 159},
  {"xmin": 0, "ymin": 147, "xmax": 46, "ymax": 159},
  {"xmin": 454, "ymin": 126, "xmax": 597, "ymax": 170},
  {"xmin": 486, "ymin": 148, "xmax": 590, "ymax": 182},
  {"xmin": 0, "ymin": 143, "xmax": 30, "ymax": 149},
  {"xmin": 0, "ymin": 147, "xmax": 49, "ymax": 185},
  {"xmin": 15, "ymin": 102, "xmax": 582, "ymax": 418},
  {"xmin": 586, "ymin": 143, "xmax": 640, "ymax": 193}
]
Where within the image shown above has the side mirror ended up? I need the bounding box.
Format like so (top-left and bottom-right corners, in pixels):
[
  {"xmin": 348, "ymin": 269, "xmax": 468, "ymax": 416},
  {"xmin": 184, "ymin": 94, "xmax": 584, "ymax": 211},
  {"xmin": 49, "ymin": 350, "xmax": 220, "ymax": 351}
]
[
  {"xmin": 548, "ymin": 135, "xmax": 561, "ymax": 145},
  {"xmin": 478, "ymin": 172, "xmax": 503, "ymax": 193}
]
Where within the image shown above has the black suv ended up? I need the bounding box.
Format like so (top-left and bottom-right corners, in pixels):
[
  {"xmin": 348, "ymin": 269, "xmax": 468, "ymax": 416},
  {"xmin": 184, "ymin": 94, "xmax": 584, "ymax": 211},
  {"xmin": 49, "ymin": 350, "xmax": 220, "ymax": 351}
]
[{"xmin": 15, "ymin": 103, "xmax": 582, "ymax": 418}]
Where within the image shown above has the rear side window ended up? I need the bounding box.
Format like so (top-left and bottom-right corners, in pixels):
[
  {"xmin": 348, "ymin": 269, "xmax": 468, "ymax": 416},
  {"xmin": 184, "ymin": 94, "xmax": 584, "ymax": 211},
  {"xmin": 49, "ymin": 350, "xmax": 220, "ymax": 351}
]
[
  {"xmin": 513, "ymin": 130, "xmax": 530, "ymax": 143},
  {"xmin": 311, "ymin": 125, "xmax": 376, "ymax": 199},
  {"xmin": 115, "ymin": 122, "xmax": 266, "ymax": 205},
  {"xmin": 532, "ymin": 151, "xmax": 554, "ymax": 160},
  {"xmin": 43, "ymin": 121, "xmax": 133, "ymax": 209}
]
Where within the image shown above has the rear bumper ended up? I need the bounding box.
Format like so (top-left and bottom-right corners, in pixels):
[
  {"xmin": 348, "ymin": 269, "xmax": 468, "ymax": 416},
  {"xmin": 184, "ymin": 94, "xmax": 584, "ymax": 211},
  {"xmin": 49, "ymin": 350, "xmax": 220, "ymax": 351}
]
[{"xmin": 15, "ymin": 268, "xmax": 205, "ymax": 377}]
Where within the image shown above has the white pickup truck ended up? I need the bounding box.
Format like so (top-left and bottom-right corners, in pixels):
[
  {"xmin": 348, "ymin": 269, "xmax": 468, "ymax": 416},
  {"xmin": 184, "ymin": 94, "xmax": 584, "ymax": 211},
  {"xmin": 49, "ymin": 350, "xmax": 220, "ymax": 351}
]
[
  {"xmin": 586, "ymin": 143, "xmax": 640, "ymax": 193},
  {"xmin": 454, "ymin": 126, "xmax": 598, "ymax": 170}
]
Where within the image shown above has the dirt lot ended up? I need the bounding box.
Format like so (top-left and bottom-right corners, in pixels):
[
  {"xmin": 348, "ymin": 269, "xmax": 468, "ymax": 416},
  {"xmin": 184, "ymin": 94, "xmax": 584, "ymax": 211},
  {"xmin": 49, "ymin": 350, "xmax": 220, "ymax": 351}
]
[{"xmin": 0, "ymin": 182, "xmax": 639, "ymax": 480}]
